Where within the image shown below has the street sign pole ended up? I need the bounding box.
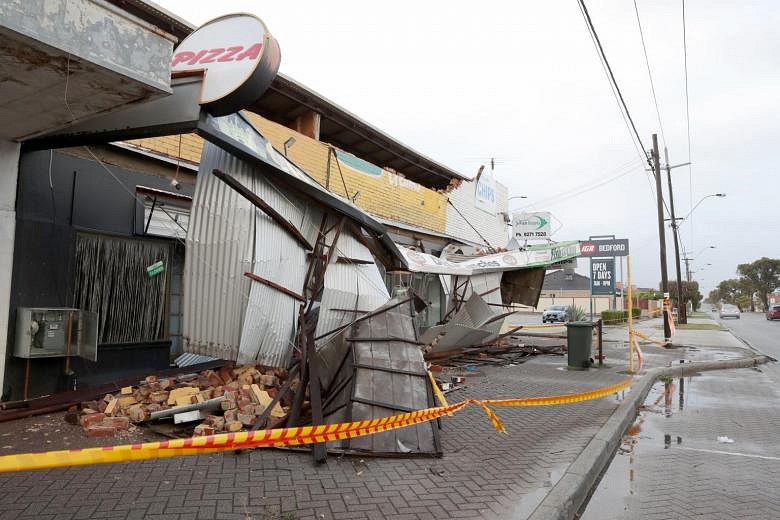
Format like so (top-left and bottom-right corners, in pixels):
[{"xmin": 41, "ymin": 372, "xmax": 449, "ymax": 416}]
[{"xmin": 589, "ymin": 257, "xmax": 593, "ymax": 319}]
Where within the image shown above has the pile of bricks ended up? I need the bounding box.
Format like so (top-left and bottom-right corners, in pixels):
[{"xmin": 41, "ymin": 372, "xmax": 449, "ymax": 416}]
[{"xmin": 71, "ymin": 364, "xmax": 296, "ymax": 438}]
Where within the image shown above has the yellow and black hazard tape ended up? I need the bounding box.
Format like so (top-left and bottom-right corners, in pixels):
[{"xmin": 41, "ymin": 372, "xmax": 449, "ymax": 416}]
[{"xmin": 0, "ymin": 378, "xmax": 632, "ymax": 474}]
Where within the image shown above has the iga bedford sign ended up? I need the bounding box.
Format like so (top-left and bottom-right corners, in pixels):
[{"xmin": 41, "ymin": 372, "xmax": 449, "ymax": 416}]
[
  {"xmin": 512, "ymin": 212, "xmax": 552, "ymax": 239},
  {"xmin": 591, "ymin": 258, "xmax": 615, "ymax": 295},
  {"xmin": 171, "ymin": 14, "xmax": 281, "ymax": 116},
  {"xmin": 580, "ymin": 238, "xmax": 629, "ymax": 257}
]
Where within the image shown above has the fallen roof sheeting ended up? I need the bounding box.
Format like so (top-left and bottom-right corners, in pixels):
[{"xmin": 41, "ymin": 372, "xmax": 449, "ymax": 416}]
[
  {"xmin": 420, "ymin": 294, "xmax": 506, "ymax": 355},
  {"xmin": 316, "ymin": 293, "xmax": 441, "ymax": 456},
  {"xmin": 183, "ymin": 111, "xmax": 398, "ymax": 366},
  {"xmin": 399, "ymin": 241, "xmax": 580, "ymax": 276}
]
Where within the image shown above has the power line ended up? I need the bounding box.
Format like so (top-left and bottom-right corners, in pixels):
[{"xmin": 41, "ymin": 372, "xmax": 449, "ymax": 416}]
[
  {"xmin": 633, "ymin": 0, "xmax": 667, "ymax": 148},
  {"xmin": 577, "ymin": 0, "xmax": 646, "ymax": 166},
  {"xmin": 577, "ymin": 0, "xmax": 651, "ymax": 167},
  {"xmin": 520, "ymin": 157, "xmax": 642, "ymax": 210},
  {"xmin": 576, "ymin": 0, "xmax": 659, "ymax": 209},
  {"xmin": 682, "ymin": 0, "xmax": 694, "ymax": 250}
]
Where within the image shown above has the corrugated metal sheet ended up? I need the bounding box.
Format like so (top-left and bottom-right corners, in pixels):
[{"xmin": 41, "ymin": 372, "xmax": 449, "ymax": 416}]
[
  {"xmin": 183, "ymin": 144, "xmax": 255, "ymax": 361},
  {"xmin": 240, "ymin": 194, "xmax": 322, "ymax": 366},
  {"xmin": 462, "ymin": 272, "xmax": 503, "ymax": 307},
  {"xmin": 419, "ymin": 294, "xmax": 503, "ymax": 354},
  {"xmin": 315, "ymin": 228, "xmax": 390, "ymax": 345},
  {"xmin": 174, "ymin": 352, "xmax": 217, "ymax": 367},
  {"xmin": 183, "ymin": 142, "xmax": 322, "ymax": 365}
]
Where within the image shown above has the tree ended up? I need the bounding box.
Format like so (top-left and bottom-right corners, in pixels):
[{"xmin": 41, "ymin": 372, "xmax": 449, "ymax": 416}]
[
  {"xmin": 636, "ymin": 289, "xmax": 663, "ymax": 301},
  {"xmin": 667, "ymin": 281, "xmax": 702, "ymax": 311},
  {"xmin": 737, "ymin": 257, "xmax": 780, "ymax": 312},
  {"xmin": 714, "ymin": 278, "xmax": 753, "ymax": 311}
]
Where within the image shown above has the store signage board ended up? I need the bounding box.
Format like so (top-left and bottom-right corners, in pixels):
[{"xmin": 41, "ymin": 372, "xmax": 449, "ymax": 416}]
[
  {"xmin": 513, "ymin": 212, "xmax": 552, "ymax": 239},
  {"xmin": 475, "ymin": 172, "xmax": 497, "ymax": 213},
  {"xmin": 591, "ymin": 258, "xmax": 615, "ymax": 295},
  {"xmin": 548, "ymin": 257, "xmax": 577, "ymax": 270},
  {"xmin": 170, "ymin": 14, "xmax": 281, "ymax": 116},
  {"xmin": 580, "ymin": 238, "xmax": 629, "ymax": 257},
  {"xmin": 400, "ymin": 241, "xmax": 580, "ymax": 276}
]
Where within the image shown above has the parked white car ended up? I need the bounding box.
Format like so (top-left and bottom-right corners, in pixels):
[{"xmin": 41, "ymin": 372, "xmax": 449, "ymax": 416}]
[
  {"xmin": 542, "ymin": 305, "xmax": 569, "ymax": 323},
  {"xmin": 719, "ymin": 305, "xmax": 741, "ymax": 319}
]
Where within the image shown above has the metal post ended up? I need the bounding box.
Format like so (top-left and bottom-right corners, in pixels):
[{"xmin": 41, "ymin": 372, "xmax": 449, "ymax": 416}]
[
  {"xmin": 652, "ymin": 135, "xmax": 671, "ymax": 342},
  {"xmin": 620, "ymin": 257, "xmax": 624, "ymax": 311},
  {"xmin": 597, "ymin": 318, "xmax": 603, "ymax": 366},
  {"xmin": 665, "ymin": 148, "xmax": 687, "ymax": 325},
  {"xmin": 627, "ymin": 255, "xmax": 634, "ymax": 373},
  {"xmin": 589, "ymin": 258, "xmax": 593, "ymax": 320}
]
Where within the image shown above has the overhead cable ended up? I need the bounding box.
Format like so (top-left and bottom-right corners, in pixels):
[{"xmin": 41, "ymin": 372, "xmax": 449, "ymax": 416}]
[
  {"xmin": 577, "ymin": 0, "xmax": 651, "ymax": 167},
  {"xmin": 632, "ymin": 0, "xmax": 667, "ymax": 149}
]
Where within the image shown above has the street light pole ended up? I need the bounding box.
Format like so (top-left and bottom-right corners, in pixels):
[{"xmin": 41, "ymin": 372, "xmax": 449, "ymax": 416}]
[
  {"xmin": 652, "ymin": 135, "xmax": 671, "ymax": 342},
  {"xmin": 665, "ymin": 148, "xmax": 687, "ymax": 324},
  {"xmin": 683, "ymin": 246, "xmax": 715, "ymax": 283}
]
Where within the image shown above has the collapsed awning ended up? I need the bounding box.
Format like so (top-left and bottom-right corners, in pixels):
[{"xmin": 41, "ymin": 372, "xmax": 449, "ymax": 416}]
[{"xmin": 399, "ymin": 241, "xmax": 581, "ymax": 276}]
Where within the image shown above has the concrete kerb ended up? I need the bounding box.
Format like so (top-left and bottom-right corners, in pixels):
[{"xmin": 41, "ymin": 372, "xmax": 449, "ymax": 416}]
[{"xmin": 527, "ymin": 353, "xmax": 772, "ymax": 520}]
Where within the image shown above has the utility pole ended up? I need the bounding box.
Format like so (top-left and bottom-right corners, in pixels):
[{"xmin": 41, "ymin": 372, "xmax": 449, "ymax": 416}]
[
  {"xmin": 665, "ymin": 147, "xmax": 687, "ymax": 325},
  {"xmin": 683, "ymin": 257, "xmax": 692, "ymax": 283},
  {"xmin": 652, "ymin": 135, "xmax": 671, "ymax": 342}
]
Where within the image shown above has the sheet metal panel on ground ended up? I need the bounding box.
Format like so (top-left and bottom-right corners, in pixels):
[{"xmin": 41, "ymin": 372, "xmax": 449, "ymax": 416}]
[{"xmin": 316, "ymin": 294, "xmax": 440, "ymax": 456}]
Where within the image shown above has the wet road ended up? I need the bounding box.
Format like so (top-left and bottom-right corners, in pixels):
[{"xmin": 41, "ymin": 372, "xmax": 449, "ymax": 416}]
[
  {"xmin": 714, "ymin": 310, "xmax": 780, "ymax": 359},
  {"xmin": 581, "ymin": 308, "xmax": 780, "ymax": 519}
]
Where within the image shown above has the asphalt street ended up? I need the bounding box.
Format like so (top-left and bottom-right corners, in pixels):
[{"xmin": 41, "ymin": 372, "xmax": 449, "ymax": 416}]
[{"xmin": 713, "ymin": 310, "xmax": 780, "ymax": 359}]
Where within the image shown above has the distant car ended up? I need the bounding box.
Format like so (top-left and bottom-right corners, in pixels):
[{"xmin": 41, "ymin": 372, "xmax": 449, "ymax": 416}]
[
  {"xmin": 767, "ymin": 305, "xmax": 780, "ymax": 321},
  {"xmin": 542, "ymin": 305, "xmax": 569, "ymax": 323},
  {"xmin": 719, "ymin": 305, "xmax": 741, "ymax": 319}
]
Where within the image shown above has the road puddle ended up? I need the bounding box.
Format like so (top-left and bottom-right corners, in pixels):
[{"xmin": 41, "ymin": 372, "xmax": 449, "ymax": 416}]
[{"xmin": 581, "ymin": 377, "xmax": 692, "ymax": 519}]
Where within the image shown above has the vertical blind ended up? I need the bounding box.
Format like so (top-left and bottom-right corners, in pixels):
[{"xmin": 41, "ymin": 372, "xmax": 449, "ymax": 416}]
[{"xmin": 73, "ymin": 234, "xmax": 171, "ymax": 344}]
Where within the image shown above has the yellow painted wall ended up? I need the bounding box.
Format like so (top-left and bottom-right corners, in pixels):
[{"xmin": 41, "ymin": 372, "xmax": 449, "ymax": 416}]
[
  {"xmin": 124, "ymin": 113, "xmax": 448, "ymax": 234},
  {"xmin": 244, "ymin": 114, "xmax": 447, "ymax": 233}
]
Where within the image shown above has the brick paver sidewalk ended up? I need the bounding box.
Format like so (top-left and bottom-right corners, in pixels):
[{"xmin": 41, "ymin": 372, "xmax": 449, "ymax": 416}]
[{"xmin": 0, "ymin": 324, "xmax": 753, "ymax": 520}]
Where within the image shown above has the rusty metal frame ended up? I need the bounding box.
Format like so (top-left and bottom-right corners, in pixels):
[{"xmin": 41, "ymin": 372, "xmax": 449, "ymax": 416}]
[{"xmin": 243, "ymin": 272, "xmax": 305, "ymax": 302}]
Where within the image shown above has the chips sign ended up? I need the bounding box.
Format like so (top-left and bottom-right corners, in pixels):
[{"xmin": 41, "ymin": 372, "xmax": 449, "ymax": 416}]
[
  {"xmin": 170, "ymin": 14, "xmax": 281, "ymax": 116},
  {"xmin": 475, "ymin": 172, "xmax": 497, "ymax": 213},
  {"xmin": 591, "ymin": 258, "xmax": 614, "ymax": 295},
  {"xmin": 579, "ymin": 238, "xmax": 629, "ymax": 257},
  {"xmin": 512, "ymin": 212, "xmax": 552, "ymax": 240}
]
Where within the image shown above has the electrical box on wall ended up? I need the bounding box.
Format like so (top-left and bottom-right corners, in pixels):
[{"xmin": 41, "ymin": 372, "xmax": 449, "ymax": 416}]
[{"xmin": 14, "ymin": 308, "xmax": 98, "ymax": 362}]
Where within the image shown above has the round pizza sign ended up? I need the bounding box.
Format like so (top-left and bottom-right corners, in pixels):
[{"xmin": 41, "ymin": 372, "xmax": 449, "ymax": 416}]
[{"xmin": 171, "ymin": 13, "xmax": 281, "ymax": 116}]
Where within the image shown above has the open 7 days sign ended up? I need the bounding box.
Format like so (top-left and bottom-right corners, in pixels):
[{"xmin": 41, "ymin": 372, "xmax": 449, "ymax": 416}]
[{"xmin": 591, "ymin": 258, "xmax": 615, "ymax": 295}]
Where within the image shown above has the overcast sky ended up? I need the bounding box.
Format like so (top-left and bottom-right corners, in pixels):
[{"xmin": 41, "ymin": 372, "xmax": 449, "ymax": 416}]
[{"xmin": 157, "ymin": 0, "xmax": 780, "ymax": 294}]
